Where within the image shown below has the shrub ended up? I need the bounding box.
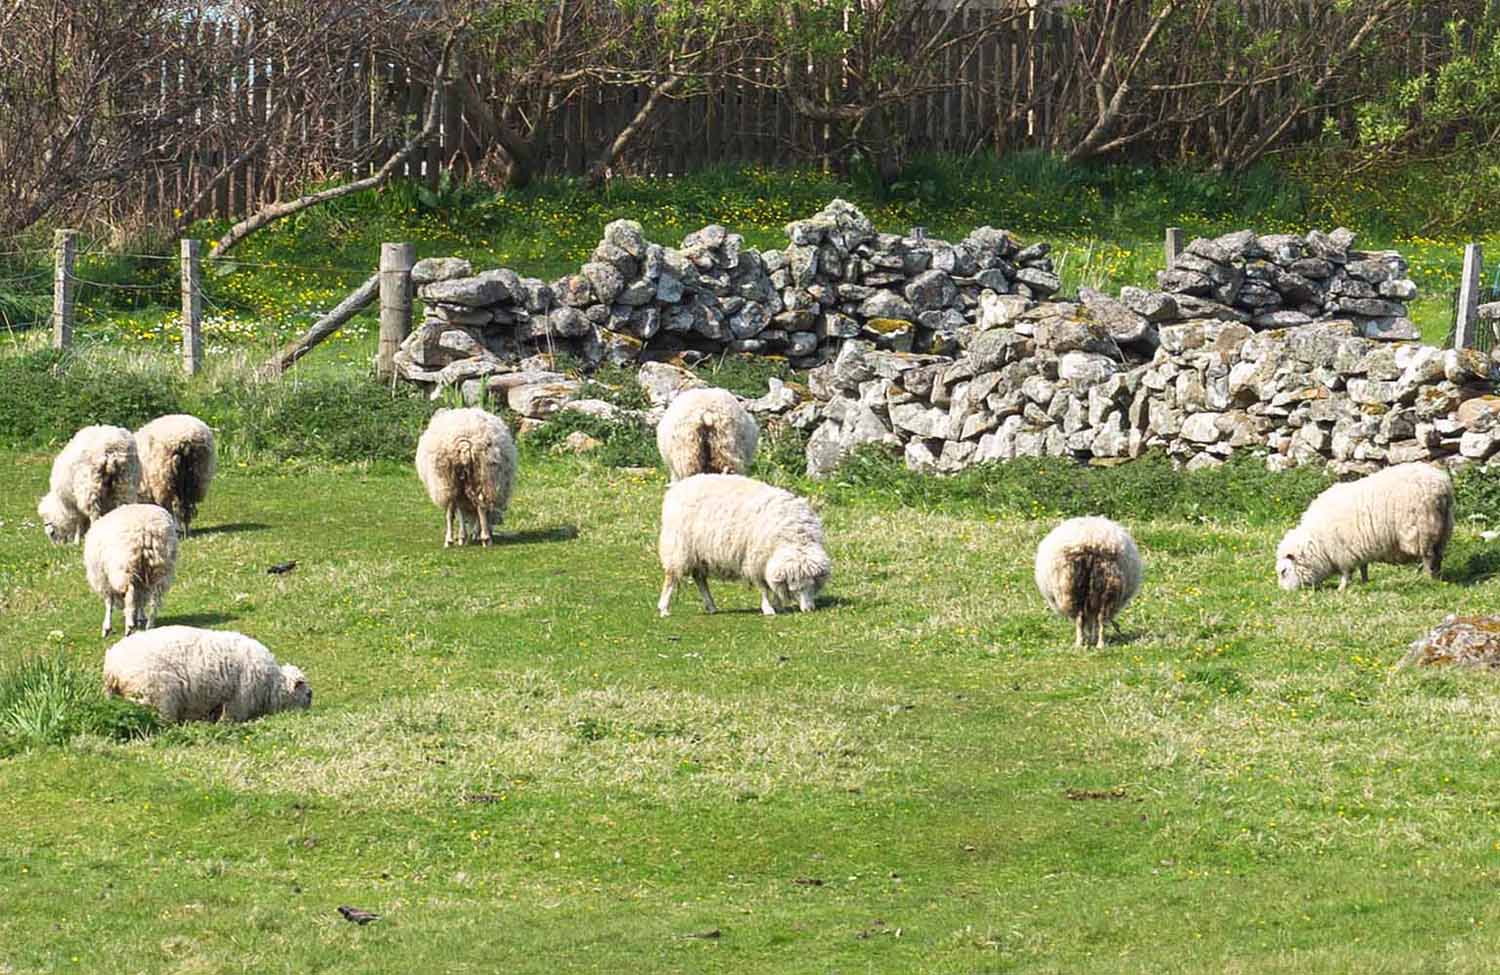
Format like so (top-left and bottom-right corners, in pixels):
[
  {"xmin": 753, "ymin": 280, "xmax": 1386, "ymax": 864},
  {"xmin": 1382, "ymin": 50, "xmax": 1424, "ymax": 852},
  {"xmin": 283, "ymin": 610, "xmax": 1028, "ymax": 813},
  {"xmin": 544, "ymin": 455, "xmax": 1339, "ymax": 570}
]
[
  {"xmin": 521, "ymin": 409, "xmax": 660, "ymax": 470},
  {"xmin": 0, "ymin": 654, "xmax": 160, "ymax": 757}
]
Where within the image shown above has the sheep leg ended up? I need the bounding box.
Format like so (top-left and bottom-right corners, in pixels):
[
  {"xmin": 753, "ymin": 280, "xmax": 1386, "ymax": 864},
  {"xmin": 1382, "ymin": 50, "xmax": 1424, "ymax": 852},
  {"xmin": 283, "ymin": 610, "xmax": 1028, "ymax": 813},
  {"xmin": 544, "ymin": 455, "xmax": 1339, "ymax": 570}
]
[
  {"xmin": 101, "ymin": 597, "xmax": 113, "ymax": 637},
  {"xmin": 759, "ymin": 588, "xmax": 778, "ymax": 616},
  {"xmin": 1337, "ymin": 572, "xmax": 1350, "ymax": 591},
  {"xmin": 444, "ymin": 506, "xmax": 457, "ymax": 547},
  {"xmin": 1074, "ymin": 614, "xmax": 1085, "ymax": 648},
  {"xmin": 658, "ymin": 574, "xmax": 677, "ymax": 617},
  {"xmin": 455, "ymin": 507, "xmax": 469, "ymax": 547},
  {"xmin": 124, "ymin": 586, "xmax": 139, "ymax": 636},
  {"xmin": 476, "ymin": 505, "xmax": 492, "ymax": 547},
  {"xmin": 693, "ymin": 571, "xmax": 717, "ymax": 614},
  {"xmin": 1359, "ymin": 564, "xmax": 1369, "ymax": 583},
  {"xmin": 1095, "ymin": 615, "xmax": 1106, "ymax": 649}
]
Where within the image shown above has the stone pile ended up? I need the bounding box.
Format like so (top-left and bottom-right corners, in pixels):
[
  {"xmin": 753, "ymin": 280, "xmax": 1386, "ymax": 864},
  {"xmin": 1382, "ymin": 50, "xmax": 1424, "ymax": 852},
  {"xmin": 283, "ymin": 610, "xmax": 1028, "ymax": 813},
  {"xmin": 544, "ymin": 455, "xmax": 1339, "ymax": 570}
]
[
  {"xmin": 802, "ymin": 302, "xmax": 1500, "ymax": 478},
  {"xmin": 391, "ymin": 199, "xmax": 1059, "ymax": 394},
  {"xmin": 1157, "ymin": 229, "xmax": 1419, "ymax": 340}
]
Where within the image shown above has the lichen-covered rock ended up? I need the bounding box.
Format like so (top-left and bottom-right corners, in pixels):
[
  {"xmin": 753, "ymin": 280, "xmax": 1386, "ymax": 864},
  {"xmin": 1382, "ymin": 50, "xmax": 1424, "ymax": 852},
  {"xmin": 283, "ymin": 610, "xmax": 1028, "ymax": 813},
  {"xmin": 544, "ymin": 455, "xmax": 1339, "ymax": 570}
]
[{"xmin": 1402, "ymin": 615, "xmax": 1500, "ymax": 670}]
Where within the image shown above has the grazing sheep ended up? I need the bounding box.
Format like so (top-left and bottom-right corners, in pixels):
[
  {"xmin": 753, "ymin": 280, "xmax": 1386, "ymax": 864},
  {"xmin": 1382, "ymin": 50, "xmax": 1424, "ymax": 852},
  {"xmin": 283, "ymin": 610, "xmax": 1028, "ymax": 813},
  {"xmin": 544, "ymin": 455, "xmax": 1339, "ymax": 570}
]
[
  {"xmin": 658, "ymin": 473, "xmax": 830, "ymax": 616},
  {"xmin": 103, "ymin": 626, "xmax": 311, "ymax": 723},
  {"xmin": 415, "ymin": 407, "xmax": 518, "ymax": 547},
  {"xmin": 84, "ymin": 504, "xmax": 178, "ymax": 637},
  {"xmin": 656, "ymin": 387, "xmax": 759, "ymax": 481},
  {"xmin": 37, "ymin": 425, "xmax": 141, "ymax": 543},
  {"xmin": 1034, "ymin": 517, "xmax": 1143, "ymax": 648},
  {"xmin": 1276, "ymin": 461, "xmax": 1454, "ymax": 591},
  {"xmin": 135, "ymin": 414, "xmax": 216, "ymax": 537}
]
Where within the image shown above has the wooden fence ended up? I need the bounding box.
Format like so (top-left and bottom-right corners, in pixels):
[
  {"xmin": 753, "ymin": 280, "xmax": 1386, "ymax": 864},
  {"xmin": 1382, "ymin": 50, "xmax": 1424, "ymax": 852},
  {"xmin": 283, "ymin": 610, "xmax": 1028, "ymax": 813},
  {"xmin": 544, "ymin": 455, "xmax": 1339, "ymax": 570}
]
[{"xmin": 134, "ymin": 1, "xmax": 1459, "ymax": 223}]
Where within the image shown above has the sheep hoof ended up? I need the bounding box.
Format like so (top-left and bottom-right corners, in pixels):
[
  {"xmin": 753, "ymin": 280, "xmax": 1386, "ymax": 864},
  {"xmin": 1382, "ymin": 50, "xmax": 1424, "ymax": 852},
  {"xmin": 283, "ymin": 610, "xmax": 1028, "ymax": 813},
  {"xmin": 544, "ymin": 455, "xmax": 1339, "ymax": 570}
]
[{"xmin": 658, "ymin": 608, "xmax": 671, "ymax": 618}]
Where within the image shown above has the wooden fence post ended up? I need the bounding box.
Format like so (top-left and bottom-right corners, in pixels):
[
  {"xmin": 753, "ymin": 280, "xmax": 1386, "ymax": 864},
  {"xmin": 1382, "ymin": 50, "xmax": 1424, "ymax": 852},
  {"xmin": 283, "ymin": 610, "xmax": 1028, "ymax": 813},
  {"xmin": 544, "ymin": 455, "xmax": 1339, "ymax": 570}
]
[
  {"xmin": 1456, "ymin": 243, "xmax": 1483, "ymax": 350},
  {"xmin": 51, "ymin": 229, "xmax": 77, "ymax": 350},
  {"xmin": 377, "ymin": 242, "xmax": 415, "ymax": 381},
  {"xmin": 180, "ymin": 239, "xmax": 203, "ymax": 375},
  {"xmin": 1164, "ymin": 227, "xmax": 1184, "ymax": 268}
]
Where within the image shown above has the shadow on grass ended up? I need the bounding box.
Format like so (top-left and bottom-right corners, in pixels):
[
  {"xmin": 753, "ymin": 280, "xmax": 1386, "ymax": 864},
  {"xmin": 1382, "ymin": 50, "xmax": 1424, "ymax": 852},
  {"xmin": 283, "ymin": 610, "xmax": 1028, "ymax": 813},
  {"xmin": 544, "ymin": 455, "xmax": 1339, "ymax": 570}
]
[
  {"xmin": 191, "ymin": 522, "xmax": 271, "ymax": 538},
  {"xmin": 499, "ymin": 524, "xmax": 580, "ymax": 546},
  {"xmin": 160, "ymin": 612, "xmax": 239, "ymax": 627},
  {"xmin": 1446, "ymin": 549, "xmax": 1500, "ymax": 587}
]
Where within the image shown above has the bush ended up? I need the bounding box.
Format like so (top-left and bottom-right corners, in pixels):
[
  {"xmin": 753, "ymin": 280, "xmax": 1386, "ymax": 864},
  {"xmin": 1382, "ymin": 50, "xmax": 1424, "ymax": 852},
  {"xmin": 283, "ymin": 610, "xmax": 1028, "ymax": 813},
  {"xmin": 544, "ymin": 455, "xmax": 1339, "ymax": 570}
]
[
  {"xmin": 520, "ymin": 409, "xmax": 660, "ymax": 470},
  {"xmin": 0, "ymin": 654, "xmax": 160, "ymax": 757}
]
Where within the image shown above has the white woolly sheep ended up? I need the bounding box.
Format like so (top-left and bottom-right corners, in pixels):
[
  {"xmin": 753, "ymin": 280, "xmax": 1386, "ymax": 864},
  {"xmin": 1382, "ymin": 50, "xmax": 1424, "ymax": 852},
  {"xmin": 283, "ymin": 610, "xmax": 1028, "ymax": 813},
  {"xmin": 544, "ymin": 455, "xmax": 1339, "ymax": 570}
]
[
  {"xmin": 84, "ymin": 503, "xmax": 179, "ymax": 637},
  {"xmin": 1276, "ymin": 461, "xmax": 1454, "ymax": 591},
  {"xmin": 415, "ymin": 407, "xmax": 518, "ymax": 546},
  {"xmin": 135, "ymin": 414, "xmax": 216, "ymax": 537},
  {"xmin": 1034, "ymin": 516, "xmax": 1143, "ymax": 648},
  {"xmin": 103, "ymin": 626, "xmax": 311, "ymax": 723},
  {"xmin": 37, "ymin": 424, "xmax": 141, "ymax": 543},
  {"xmin": 656, "ymin": 387, "xmax": 759, "ymax": 481},
  {"xmin": 658, "ymin": 473, "xmax": 831, "ymax": 616}
]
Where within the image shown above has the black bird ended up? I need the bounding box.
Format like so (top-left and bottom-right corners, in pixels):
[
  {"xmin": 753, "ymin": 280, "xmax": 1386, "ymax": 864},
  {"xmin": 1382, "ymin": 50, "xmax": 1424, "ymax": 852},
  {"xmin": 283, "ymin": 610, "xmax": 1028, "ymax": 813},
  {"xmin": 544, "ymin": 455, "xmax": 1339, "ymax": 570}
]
[
  {"xmin": 267, "ymin": 560, "xmax": 298, "ymax": 575},
  {"xmin": 337, "ymin": 905, "xmax": 380, "ymax": 925}
]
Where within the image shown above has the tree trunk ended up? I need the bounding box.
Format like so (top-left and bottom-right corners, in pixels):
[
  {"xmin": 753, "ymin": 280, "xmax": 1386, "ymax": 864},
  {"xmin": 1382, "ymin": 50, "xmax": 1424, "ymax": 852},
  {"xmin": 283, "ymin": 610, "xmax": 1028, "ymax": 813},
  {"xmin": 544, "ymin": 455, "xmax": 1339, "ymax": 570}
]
[{"xmin": 584, "ymin": 74, "xmax": 685, "ymax": 188}]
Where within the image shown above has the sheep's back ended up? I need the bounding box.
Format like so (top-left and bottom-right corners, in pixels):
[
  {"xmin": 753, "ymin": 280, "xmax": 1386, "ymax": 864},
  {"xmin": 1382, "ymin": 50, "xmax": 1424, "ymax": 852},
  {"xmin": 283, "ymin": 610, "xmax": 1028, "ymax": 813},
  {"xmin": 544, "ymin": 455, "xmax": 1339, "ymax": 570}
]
[
  {"xmin": 660, "ymin": 474, "xmax": 805, "ymax": 579},
  {"xmin": 1299, "ymin": 463, "xmax": 1452, "ymax": 564},
  {"xmin": 104, "ymin": 627, "xmax": 276, "ymax": 721}
]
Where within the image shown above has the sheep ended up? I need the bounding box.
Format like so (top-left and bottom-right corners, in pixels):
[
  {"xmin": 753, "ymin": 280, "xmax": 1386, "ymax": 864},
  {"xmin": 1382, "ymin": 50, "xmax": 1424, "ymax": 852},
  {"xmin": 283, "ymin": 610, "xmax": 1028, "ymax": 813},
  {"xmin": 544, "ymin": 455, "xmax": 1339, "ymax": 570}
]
[
  {"xmin": 84, "ymin": 503, "xmax": 178, "ymax": 637},
  {"xmin": 1034, "ymin": 516, "xmax": 1143, "ymax": 648},
  {"xmin": 1276, "ymin": 461, "xmax": 1454, "ymax": 591},
  {"xmin": 37, "ymin": 425, "xmax": 141, "ymax": 543},
  {"xmin": 135, "ymin": 414, "xmax": 216, "ymax": 537},
  {"xmin": 658, "ymin": 473, "xmax": 831, "ymax": 617},
  {"xmin": 656, "ymin": 387, "xmax": 759, "ymax": 481},
  {"xmin": 415, "ymin": 407, "xmax": 518, "ymax": 547},
  {"xmin": 103, "ymin": 626, "xmax": 311, "ymax": 723}
]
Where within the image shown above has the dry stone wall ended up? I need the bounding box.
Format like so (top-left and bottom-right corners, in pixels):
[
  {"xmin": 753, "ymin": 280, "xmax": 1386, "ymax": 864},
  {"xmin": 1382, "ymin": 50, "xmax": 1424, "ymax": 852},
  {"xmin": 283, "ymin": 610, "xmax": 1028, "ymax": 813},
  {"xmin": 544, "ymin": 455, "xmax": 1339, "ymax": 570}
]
[
  {"xmin": 393, "ymin": 202, "xmax": 1499, "ymax": 478},
  {"xmin": 393, "ymin": 199, "xmax": 1060, "ymax": 399}
]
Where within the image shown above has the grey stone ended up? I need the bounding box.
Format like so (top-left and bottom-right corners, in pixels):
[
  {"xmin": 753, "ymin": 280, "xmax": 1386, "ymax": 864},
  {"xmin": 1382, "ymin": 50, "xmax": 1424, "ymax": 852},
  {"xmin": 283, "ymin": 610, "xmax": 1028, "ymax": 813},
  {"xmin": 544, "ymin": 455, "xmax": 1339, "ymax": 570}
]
[
  {"xmin": 419, "ymin": 268, "xmax": 518, "ymax": 307},
  {"xmin": 412, "ymin": 257, "xmax": 473, "ymax": 285},
  {"xmin": 859, "ymin": 292, "xmax": 917, "ymax": 323},
  {"xmin": 637, "ymin": 361, "xmax": 705, "ymax": 408},
  {"xmin": 1402, "ymin": 614, "xmax": 1500, "ymax": 670},
  {"xmin": 1058, "ymin": 351, "xmax": 1120, "ymax": 386}
]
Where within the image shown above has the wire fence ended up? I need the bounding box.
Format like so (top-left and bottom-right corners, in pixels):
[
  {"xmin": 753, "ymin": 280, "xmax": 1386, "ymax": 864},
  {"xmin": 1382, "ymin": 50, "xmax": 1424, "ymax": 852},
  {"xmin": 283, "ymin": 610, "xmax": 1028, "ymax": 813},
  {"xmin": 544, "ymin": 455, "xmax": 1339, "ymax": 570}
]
[{"xmin": 0, "ymin": 242, "xmax": 381, "ymax": 357}]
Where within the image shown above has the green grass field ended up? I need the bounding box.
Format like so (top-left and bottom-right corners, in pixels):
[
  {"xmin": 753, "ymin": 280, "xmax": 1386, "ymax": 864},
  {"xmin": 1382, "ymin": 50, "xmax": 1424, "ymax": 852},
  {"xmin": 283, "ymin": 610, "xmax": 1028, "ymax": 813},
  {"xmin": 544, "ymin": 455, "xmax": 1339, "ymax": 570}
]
[{"xmin": 5, "ymin": 445, "xmax": 1500, "ymax": 973}]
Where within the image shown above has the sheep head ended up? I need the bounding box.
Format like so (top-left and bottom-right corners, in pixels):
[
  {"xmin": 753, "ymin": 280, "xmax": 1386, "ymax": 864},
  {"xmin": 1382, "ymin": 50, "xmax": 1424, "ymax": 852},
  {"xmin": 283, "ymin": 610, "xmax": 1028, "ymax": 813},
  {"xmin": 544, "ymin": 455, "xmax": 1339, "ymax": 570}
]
[
  {"xmin": 37, "ymin": 493, "xmax": 81, "ymax": 544},
  {"xmin": 1275, "ymin": 528, "xmax": 1323, "ymax": 591},
  {"xmin": 280, "ymin": 664, "xmax": 312, "ymax": 711},
  {"xmin": 767, "ymin": 541, "xmax": 832, "ymax": 612}
]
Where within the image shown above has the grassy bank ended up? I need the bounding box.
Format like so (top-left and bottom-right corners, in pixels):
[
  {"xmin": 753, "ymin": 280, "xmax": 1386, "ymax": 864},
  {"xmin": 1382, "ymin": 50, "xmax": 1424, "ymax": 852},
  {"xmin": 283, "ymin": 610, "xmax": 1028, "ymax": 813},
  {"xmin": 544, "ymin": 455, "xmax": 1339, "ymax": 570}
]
[
  {"xmin": 4, "ymin": 447, "xmax": 1500, "ymax": 971},
  {"xmin": 1, "ymin": 153, "xmax": 1484, "ymax": 357}
]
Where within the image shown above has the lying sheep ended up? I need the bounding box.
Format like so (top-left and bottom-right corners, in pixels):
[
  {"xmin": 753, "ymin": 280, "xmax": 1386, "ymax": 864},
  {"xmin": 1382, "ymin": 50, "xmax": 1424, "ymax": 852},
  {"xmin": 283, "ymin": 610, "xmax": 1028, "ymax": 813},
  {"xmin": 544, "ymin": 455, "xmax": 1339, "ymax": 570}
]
[
  {"xmin": 1034, "ymin": 516, "xmax": 1143, "ymax": 648},
  {"xmin": 415, "ymin": 407, "xmax": 518, "ymax": 546},
  {"xmin": 84, "ymin": 503, "xmax": 178, "ymax": 637},
  {"xmin": 656, "ymin": 387, "xmax": 759, "ymax": 481},
  {"xmin": 103, "ymin": 626, "xmax": 311, "ymax": 723},
  {"xmin": 658, "ymin": 473, "xmax": 830, "ymax": 616},
  {"xmin": 1276, "ymin": 461, "xmax": 1453, "ymax": 591},
  {"xmin": 135, "ymin": 414, "xmax": 216, "ymax": 537},
  {"xmin": 37, "ymin": 425, "xmax": 141, "ymax": 543}
]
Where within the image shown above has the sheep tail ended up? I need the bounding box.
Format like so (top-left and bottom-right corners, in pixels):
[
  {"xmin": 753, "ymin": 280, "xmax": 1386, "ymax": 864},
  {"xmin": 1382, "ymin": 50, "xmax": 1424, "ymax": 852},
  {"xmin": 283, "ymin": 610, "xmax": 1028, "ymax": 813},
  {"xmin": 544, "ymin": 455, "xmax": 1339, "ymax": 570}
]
[
  {"xmin": 99, "ymin": 450, "xmax": 125, "ymax": 504},
  {"xmin": 1068, "ymin": 545, "xmax": 1125, "ymax": 626},
  {"xmin": 171, "ymin": 440, "xmax": 201, "ymax": 524},
  {"xmin": 697, "ymin": 420, "xmax": 717, "ymax": 476},
  {"xmin": 1086, "ymin": 546, "xmax": 1122, "ymax": 624}
]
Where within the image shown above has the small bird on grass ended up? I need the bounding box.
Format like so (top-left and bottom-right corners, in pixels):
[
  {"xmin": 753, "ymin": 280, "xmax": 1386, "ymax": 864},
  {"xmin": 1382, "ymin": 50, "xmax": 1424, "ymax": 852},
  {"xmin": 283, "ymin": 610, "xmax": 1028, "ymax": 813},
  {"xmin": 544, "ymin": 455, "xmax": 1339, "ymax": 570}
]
[
  {"xmin": 337, "ymin": 906, "xmax": 380, "ymax": 925},
  {"xmin": 267, "ymin": 560, "xmax": 298, "ymax": 575}
]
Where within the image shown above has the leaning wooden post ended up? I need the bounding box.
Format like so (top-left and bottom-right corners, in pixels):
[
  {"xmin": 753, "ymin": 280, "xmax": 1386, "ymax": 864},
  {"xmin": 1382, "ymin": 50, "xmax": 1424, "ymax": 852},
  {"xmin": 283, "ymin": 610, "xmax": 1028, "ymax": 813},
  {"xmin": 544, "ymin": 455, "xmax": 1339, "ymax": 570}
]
[
  {"xmin": 1456, "ymin": 242, "xmax": 1484, "ymax": 350},
  {"xmin": 180, "ymin": 239, "xmax": 203, "ymax": 375},
  {"xmin": 377, "ymin": 242, "xmax": 415, "ymax": 380},
  {"xmin": 1164, "ymin": 227, "xmax": 1184, "ymax": 268},
  {"xmin": 51, "ymin": 229, "xmax": 77, "ymax": 350}
]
